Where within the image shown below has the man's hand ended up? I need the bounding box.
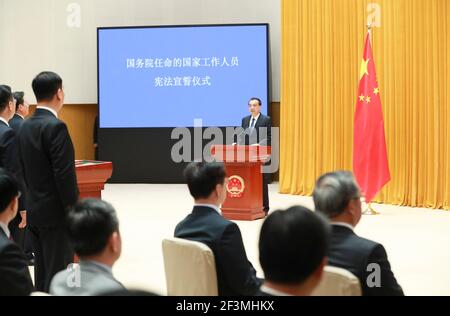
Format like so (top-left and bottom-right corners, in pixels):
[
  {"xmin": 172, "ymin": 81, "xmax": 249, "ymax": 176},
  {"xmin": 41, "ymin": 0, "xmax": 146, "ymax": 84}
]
[{"xmin": 19, "ymin": 211, "xmax": 27, "ymax": 229}]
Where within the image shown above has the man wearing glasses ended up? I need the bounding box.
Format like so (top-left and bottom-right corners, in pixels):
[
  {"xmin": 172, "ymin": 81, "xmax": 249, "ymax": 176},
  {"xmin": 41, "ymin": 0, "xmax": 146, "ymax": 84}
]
[
  {"xmin": 312, "ymin": 171, "xmax": 404, "ymax": 296},
  {"xmin": 9, "ymin": 92, "xmax": 34, "ymax": 264},
  {"xmin": 238, "ymin": 97, "xmax": 272, "ymax": 215},
  {"xmin": 0, "ymin": 85, "xmax": 27, "ymax": 249},
  {"xmin": 9, "ymin": 91, "xmax": 30, "ymax": 133}
]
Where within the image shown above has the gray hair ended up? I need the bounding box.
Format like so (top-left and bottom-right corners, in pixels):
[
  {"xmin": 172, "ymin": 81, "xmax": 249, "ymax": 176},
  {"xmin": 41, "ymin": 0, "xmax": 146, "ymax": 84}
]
[{"xmin": 312, "ymin": 171, "xmax": 360, "ymax": 218}]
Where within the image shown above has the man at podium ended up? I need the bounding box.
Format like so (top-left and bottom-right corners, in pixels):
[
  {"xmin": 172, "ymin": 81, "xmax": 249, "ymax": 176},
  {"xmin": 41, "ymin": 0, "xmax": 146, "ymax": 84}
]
[{"xmin": 237, "ymin": 97, "xmax": 272, "ymax": 214}]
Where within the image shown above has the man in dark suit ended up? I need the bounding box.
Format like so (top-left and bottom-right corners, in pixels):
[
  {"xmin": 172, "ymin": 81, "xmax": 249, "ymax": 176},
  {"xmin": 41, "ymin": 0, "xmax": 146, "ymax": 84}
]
[
  {"xmin": 0, "ymin": 169, "xmax": 34, "ymax": 296},
  {"xmin": 9, "ymin": 91, "xmax": 34, "ymax": 263},
  {"xmin": 19, "ymin": 71, "xmax": 79, "ymax": 292},
  {"xmin": 9, "ymin": 91, "xmax": 30, "ymax": 132},
  {"xmin": 313, "ymin": 171, "xmax": 404, "ymax": 296},
  {"xmin": 238, "ymin": 97, "xmax": 272, "ymax": 214},
  {"xmin": 258, "ymin": 206, "xmax": 329, "ymax": 296},
  {"xmin": 0, "ymin": 85, "xmax": 27, "ymax": 250},
  {"xmin": 175, "ymin": 162, "xmax": 262, "ymax": 296}
]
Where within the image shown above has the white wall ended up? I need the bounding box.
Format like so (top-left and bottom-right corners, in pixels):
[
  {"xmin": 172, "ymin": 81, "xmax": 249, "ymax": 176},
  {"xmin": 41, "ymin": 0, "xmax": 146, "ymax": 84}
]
[{"xmin": 0, "ymin": 0, "xmax": 280, "ymax": 103}]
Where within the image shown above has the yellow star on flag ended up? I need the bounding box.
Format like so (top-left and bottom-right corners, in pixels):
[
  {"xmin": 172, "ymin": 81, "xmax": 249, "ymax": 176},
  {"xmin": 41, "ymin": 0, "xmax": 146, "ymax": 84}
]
[
  {"xmin": 366, "ymin": 96, "xmax": 371, "ymax": 103},
  {"xmin": 360, "ymin": 58, "xmax": 370, "ymax": 79},
  {"xmin": 359, "ymin": 95, "xmax": 365, "ymax": 102},
  {"xmin": 374, "ymin": 87, "xmax": 380, "ymax": 95}
]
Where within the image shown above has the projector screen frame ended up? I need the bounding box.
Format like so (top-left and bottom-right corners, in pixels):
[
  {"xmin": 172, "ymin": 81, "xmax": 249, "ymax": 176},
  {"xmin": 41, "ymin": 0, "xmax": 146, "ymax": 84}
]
[
  {"xmin": 97, "ymin": 23, "xmax": 271, "ymax": 129},
  {"xmin": 96, "ymin": 23, "xmax": 272, "ymax": 183}
]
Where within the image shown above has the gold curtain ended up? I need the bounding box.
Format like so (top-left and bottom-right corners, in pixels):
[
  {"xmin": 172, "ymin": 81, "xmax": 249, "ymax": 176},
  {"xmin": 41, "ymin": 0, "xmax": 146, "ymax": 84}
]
[{"xmin": 280, "ymin": 0, "xmax": 450, "ymax": 209}]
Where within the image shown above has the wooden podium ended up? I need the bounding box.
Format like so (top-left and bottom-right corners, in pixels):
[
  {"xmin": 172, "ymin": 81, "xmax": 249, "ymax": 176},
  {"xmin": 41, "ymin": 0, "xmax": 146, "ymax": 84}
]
[
  {"xmin": 73, "ymin": 160, "xmax": 113, "ymax": 263},
  {"xmin": 75, "ymin": 160, "xmax": 113, "ymax": 199},
  {"xmin": 211, "ymin": 145, "xmax": 271, "ymax": 221}
]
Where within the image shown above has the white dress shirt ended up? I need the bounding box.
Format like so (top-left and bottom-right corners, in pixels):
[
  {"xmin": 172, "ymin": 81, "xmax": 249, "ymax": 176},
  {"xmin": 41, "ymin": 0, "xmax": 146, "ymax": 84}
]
[
  {"xmin": 36, "ymin": 106, "xmax": 58, "ymax": 118},
  {"xmin": 194, "ymin": 204, "xmax": 221, "ymax": 214},
  {"xmin": 331, "ymin": 222, "xmax": 355, "ymax": 231},
  {"xmin": 0, "ymin": 221, "xmax": 11, "ymax": 239},
  {"xmin": 249, "ymin": 113, "xmax": 261, "ymax": 128},
  {"xmin": 0, "ymin": 117, "xmax": 10, "ymax": 127}
]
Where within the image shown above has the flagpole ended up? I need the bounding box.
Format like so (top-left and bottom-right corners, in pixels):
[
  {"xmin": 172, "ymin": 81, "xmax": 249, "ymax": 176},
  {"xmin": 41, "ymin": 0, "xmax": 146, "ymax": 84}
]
[
  {"xmin": 364, "ymin": 203, "xmax": 380, "ymax": 216},
  {"xmin": 362, "ymin": 23, "xmax": 380, "ymax": 217}
]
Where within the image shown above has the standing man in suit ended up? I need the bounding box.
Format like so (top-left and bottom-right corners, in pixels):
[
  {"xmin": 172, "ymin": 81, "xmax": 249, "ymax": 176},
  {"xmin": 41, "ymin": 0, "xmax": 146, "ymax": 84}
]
[
  {"xmin": 258, "ymin": 206, "xmax": 329, "ymax": 296},
  {"xmin": 175, "ymin": 162, "xmax": 262, "ymax": 296},
  {"xmin": 9, "ymin": 91, "xmax": 33, "ymax": 263},
  {"xmin": 0, "ymin": 85, "xmax": 27, "ymax": 249},
  {"xmin": 19, "ymin": 71, "xmax": 79, "ymax": 292},
  {"xmin": 238, "ymin": 97, "xmax": 272, "ymax": 214},
  {"xmin": 312, "ymin": 171, "xmax": 404, "ymax": 296},
  {"xmin": 9, "ymin": 91, "xmax": 30, "ymax": 132},
  {"xmin": 0, "ymin": 169, "xmax": 34, "ymax": 296},
  {"xmin": 50, "ymin": 199, "xmax": 124, "ymax": 296}
]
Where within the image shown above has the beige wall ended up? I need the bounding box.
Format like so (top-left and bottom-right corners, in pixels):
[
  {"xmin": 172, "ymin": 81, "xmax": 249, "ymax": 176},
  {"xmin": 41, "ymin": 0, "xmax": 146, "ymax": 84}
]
[
  {"xmin": 0, "ymin": 0, "xmax": 281, "ymax": 103},
  {"xmin": 28, "ymin": 104, "xmax": 99, "ymax": 161}
]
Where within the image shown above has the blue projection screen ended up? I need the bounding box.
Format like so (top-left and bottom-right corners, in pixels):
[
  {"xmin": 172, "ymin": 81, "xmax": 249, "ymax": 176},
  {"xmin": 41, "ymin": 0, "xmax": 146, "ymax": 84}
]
[{"xmin": 98, "ymin": 24, "xmax": 269, "ymax": 128}]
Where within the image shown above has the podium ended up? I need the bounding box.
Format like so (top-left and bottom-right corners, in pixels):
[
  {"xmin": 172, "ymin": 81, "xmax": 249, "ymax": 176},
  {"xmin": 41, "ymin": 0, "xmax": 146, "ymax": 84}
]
[
  {"xmin": 211, "ymin": 145, "xmax": 271, "ymax": 221},
  {"xmin": 75, "ymin": 160, "xmax": 113, "ymax": 199}
]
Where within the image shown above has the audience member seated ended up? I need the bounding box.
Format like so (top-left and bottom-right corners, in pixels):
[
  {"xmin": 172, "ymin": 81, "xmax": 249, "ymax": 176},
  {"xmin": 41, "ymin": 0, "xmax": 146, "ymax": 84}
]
[
  {"xmin": 258, "ymin": 206, "xmax": 330, "ymax": 296},
  {"xmin": 313, "ymin": 171, "xmax": 404, "ymax": 296},
  {"xmin": 0, "ymin": 168, "xmax": 34, "ymax": 296},
  {"xmin": 50, "ymin": 199, "xmax": 125, "ymax": 296},
  {"xmin": 175, "ymin": 161, "xmax": 262, "ymax": 296}
]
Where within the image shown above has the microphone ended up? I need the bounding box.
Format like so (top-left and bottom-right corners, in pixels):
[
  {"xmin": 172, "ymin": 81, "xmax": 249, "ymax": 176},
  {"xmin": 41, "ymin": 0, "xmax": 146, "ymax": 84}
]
[{"xmin": 233, "ymin": 127, "xmax": 248, "ymax": 146}]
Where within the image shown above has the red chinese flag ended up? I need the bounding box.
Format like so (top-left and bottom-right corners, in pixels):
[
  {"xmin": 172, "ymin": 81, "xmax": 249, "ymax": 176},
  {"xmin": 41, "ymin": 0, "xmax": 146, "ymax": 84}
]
[{"xmin": 353, "ymin": 32, "xmax": 390, "ymax": 203}]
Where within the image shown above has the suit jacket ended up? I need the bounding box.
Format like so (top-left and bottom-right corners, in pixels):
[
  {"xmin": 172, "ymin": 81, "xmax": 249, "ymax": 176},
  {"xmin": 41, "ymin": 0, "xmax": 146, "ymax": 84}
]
[
  {"xmin": 328, "ymin": 225, "xmax": 404, "ymax": 296},
  {"xmin": 174, "ymin": 206, "xmax": 262, "ymax": 296},
  {"xmin": 239, "ymin": 114, "xmax": 272, "ymax": 146},
  {"xmin": 9, "ymin": 114, "xmax": 24, "ymax": 134},
  {"xmin": 255, "ymin": 290, "xmax": 274, "ymax": 297},
  {"xmin": 0, "ymin": 228, "xmax": 34, "ymax": 296},
  {"xmin": 18, "ymin": 109, "xmax": 78, "ymax": 227},
  {"xmin": 50, "ymin": 260, "xmax": 125, "ymax": 296},
  {"xmin": 0, "ymin": 120, "xmax": 26, "ymax": 211}
]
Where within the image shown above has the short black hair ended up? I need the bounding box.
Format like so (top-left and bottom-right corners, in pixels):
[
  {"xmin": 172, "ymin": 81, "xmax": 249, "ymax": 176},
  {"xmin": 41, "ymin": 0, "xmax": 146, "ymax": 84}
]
[
  {"xmin": 184, "ymin": 162, "xmax": 226, "ymax": 200},
  {"xmin": 249, "ymin": 97, "xmax": 262, "ymax": 106},
  {"xmin": 313, "ymin": 171, "xmax": 360, "ymax": 219},
  {"xmin": 32, "ymin": 71, "xmax": 63, "ymax": 102},
  {"xmin": 0, "ymin": 168, "xmax": 20, "ymax": 214},
  {"xmin": 259, "ymin": 206, "xmax": 330, "ymax": 284},
  {"xmin": 67, "ymin": 199, "xmax": 119, "ymax": 257},
  {"xmin": 0, "ymin": 85, "xmax": 13, "ymax": 112},
  {"xmin": 13, "ymin": 91, "xmax": 25, "ymax": 111}
]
